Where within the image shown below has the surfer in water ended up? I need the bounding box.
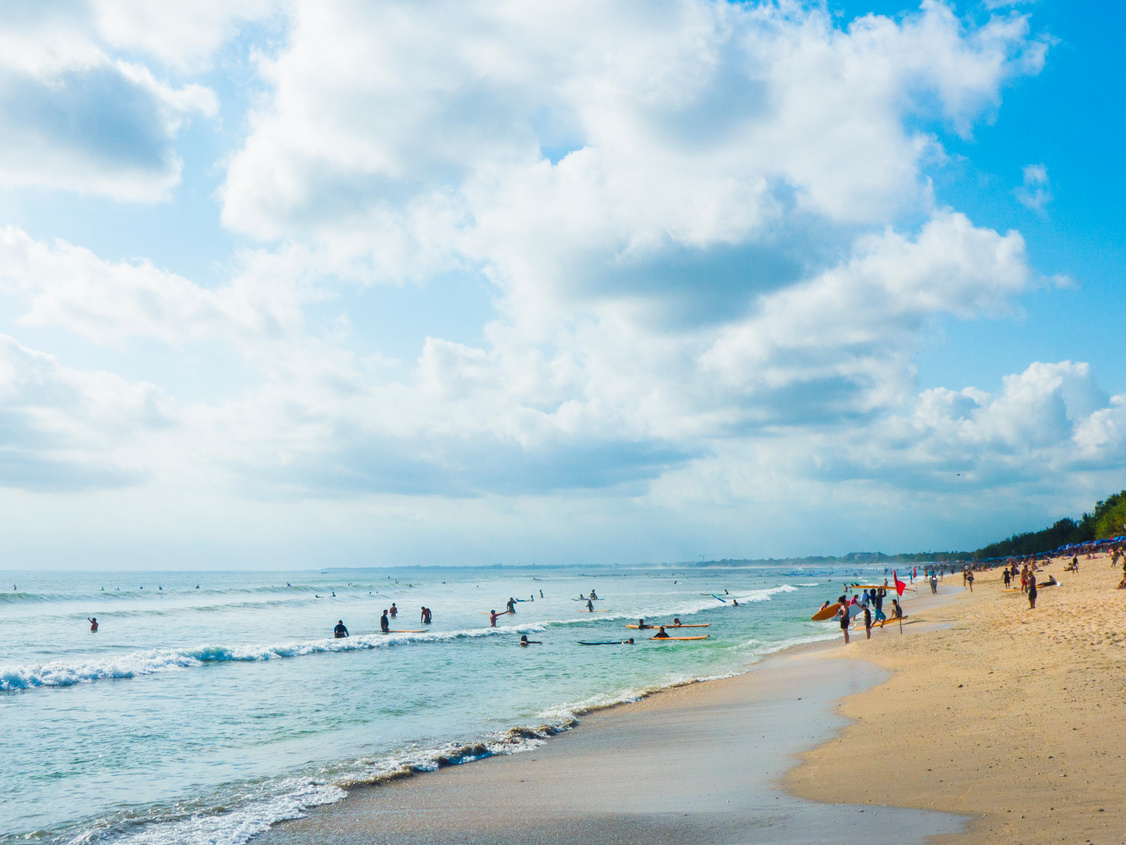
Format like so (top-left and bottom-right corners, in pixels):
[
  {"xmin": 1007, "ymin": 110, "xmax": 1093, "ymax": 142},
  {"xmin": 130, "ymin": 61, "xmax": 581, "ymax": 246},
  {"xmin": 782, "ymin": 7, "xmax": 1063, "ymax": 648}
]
[
  {"xmin": 586, "ymin": 599, "xmax": 594, "ymax": 611},
  {"xmin": 519, "ymin": 635, "xmax": 542, "ymax": 646},
  {"xmin": 589, "ymin": 590, "xmax": 598, "ymax": 600},
  {"xmin": 506, "ymin": 597, "xmax": 517, "ymax": 613},
  {"xmin": 389, "ymin": 603, "xmax": 397, "ymax": 618},
  {"xmin": 380, "ymin": 610, "xmax": 390, "ymax": 633},
  {"xmin": 672, "ymin": 618, "xmax": 682, "ymax": 627},
  {"xmin": 334, "ymin": 620, "xmax": 349, "ymax": 638},
  {"xmin": 732, "ymin": 599, "xmax": 739, "ymax": 607},
  {"xmin": 637, "ymin": 618, "xmax": 652, "ymax": 629},
  {"xmin": 87, "ymin": 617, "xmax": 98, "ymax": 633},
  {"xmin": 653, "ymin": 626, "xmax": 670, "ymax": 639},
  {"xmin": 490, "ymin": 610, "xmax": 499, "ymax": 627}
]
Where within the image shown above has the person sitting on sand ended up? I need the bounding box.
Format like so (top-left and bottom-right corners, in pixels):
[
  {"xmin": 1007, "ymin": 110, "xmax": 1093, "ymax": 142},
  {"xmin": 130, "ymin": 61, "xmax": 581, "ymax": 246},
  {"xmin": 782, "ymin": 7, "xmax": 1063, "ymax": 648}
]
[
  {"xmin": 334, "ymin": 620, "xmax": 348, "ymax": 638},
  {"xmin": 1039, "ymin": 575, "xmax": 1058, "ymax": 587},
  {"xmin": 88, "ymin": 617, "xmax": 98, "ymax": 633},
  {"xmin": 519, "ymin": 635, "xmax": 542, "ymax": 646},
  {"xmin": 380, "ymin": 610, "xmax": 390, "ymax": 633},
  {"xmin": 891, "ymin": 599, "xmax": 903, "ymax": 619},
  {"xmin": 653, "ymin": 626, "xmax": 670, "ymax": 639}
]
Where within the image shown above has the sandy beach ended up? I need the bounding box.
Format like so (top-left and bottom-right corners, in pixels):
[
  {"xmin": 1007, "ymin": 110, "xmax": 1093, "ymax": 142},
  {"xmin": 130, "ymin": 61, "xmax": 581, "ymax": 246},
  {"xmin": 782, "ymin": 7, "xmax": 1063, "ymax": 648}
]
[
  {"xmin": 252, "ymin": 558, "xmax": 1125, "ymax": 844},
  {"xmin": 789, "ymin": 555, "xmax": 1126, "ymax": 844}
]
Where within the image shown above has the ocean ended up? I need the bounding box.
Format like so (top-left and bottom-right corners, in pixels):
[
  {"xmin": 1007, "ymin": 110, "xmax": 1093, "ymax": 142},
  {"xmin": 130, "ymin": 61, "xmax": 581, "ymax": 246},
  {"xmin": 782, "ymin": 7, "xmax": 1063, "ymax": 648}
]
[{"xmin": 0, "ymin": 563, "xmax": 901, "ymax": 844}]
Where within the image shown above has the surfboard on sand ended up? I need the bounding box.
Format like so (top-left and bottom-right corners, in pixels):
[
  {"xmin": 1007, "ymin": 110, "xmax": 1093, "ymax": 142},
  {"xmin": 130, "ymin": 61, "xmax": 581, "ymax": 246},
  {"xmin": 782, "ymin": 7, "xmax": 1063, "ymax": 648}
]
[
  {"xmin": 626, "ymin": 623, "xmax": 710, "ymax": 629},
  {"xmin": 578, "ymin": 640, "xmax": 634, "ymax": 645},
  {"xmin": 650, "ymin": 635, "xmax": 709, "ymax": 641}
]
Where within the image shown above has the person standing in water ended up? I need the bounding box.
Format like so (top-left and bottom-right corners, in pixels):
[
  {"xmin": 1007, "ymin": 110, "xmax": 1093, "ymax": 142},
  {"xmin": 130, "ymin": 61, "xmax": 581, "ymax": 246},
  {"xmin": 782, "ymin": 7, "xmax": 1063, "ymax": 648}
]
[
  {"xmin": 489, "ymin": 610, "xmax": 499, "ymax": 627},
  {"xmin": 88, "ymin": 617, "xmax": 98, "ymax": 633},
  {"xmin": 334, "ymin": 620, "xmax": 348, "ymax": 638},
  {"xmin": 380, "ymin": 610, "xmax": 390, "ymax": 633},
  {"xmin": 586, "ymin": 599, "xmax": 594, "ymax": 611},
  {"xmin": 506, "ymin": 597, "xmax": 517, "ymax": 613},
  {"xmin": 389, "ymin": 603, "xmax": 398, "ymax": 618}
]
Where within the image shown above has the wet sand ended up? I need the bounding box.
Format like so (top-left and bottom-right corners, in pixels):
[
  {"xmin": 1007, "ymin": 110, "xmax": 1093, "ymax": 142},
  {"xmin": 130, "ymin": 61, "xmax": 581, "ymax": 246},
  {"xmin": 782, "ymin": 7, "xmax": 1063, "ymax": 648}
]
[
  {"xmin": 788, "ymin": 556, "xmax": 1126, "ymax": 843},
  {"xmin": 255, "ymin": 592, "xmax": 964, "ymax": 845}
]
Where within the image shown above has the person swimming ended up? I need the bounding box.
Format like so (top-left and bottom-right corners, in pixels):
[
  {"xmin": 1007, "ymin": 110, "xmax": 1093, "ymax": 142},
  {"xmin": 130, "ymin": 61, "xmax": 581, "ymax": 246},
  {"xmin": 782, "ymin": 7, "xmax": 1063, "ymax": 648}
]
[
  {"xmin": 519, "ymin": 635, "xmax": 543, "ymax": 646},
  {"xmin": 653, "ymin": 626, "xmax": 670, "ymax": 639},
  {"xmin": 334, "ymin": 620, "xmax": 348, "ymax": 638}
]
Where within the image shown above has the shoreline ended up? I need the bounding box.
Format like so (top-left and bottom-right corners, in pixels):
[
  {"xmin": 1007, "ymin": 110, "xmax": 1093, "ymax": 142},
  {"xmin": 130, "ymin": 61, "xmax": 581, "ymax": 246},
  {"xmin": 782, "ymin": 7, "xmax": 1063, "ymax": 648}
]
[{"xmin": 252, "ymin": 582, "xmax": 966, "ymax": 845}]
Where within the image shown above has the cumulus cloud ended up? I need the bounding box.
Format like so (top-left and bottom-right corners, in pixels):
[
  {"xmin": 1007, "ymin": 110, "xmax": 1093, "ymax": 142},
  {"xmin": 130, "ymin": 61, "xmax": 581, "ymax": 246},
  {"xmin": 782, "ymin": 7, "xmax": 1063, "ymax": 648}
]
[
  {"xmin": 0, "ymin": 4, "xmax": 219, "ymax": 200},
  {"xmin": 0, "ymin": 333, "xmax": 173, "ymax": 491}
]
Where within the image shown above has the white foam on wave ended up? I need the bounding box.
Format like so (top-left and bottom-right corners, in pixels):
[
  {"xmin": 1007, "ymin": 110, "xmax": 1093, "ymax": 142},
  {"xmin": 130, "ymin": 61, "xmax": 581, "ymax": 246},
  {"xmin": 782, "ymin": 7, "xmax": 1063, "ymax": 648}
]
[
  {"xmin": 1, "ymin": 625, "xmax": 549, "ymax": 692},
  {"xmin": 66, "ymin": 778, "xmax": 345, "ymax": 845}
]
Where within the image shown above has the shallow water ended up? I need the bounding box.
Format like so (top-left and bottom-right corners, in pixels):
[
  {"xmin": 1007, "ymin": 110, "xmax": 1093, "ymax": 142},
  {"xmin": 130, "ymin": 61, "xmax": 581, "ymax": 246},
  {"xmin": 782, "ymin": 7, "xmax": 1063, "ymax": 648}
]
[{"xmin": 0, "ymin": 564, "xmax": 901, "ymax": 844}]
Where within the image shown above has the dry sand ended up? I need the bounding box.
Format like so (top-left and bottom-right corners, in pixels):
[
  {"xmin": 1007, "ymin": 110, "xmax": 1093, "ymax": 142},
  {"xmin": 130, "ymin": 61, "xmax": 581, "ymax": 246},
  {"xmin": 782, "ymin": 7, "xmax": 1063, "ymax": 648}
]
[{"xmin": 788, "ymin": 555, "xmax": 1126, "ymax": 844}]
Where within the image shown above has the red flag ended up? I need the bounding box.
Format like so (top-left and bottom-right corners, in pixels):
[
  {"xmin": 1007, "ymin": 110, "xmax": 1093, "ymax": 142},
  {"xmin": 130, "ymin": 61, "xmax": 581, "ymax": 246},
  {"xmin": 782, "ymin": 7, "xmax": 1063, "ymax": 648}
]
[{"xmin": 893, "ymin": 570, "xmax": 906, "ymax": 596}]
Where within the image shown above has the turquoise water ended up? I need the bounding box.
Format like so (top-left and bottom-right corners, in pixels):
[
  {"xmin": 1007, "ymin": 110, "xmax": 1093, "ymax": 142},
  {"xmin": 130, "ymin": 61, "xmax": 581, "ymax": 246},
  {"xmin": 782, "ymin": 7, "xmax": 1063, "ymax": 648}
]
[{"xmin": 0, "ymin": 564, "xmax": 895, "ymax": 844}]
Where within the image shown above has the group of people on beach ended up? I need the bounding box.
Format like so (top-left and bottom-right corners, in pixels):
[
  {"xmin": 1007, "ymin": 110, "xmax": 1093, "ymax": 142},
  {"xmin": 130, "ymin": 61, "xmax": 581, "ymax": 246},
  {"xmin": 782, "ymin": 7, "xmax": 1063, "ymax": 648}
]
[{"xmin": 824, "ymin": 586, "xmax": 902, "ymax": 644}]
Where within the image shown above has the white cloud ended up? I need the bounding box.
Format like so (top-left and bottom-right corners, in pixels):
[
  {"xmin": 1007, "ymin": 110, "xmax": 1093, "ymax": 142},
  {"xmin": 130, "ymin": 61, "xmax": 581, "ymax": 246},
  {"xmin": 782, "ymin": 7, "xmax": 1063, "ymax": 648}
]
[
  {"xmin": 1015, "ymin": 162, "xmax": 1051, "ymax": 211},
  {"xmin": 0, "ymin": 5, "xmax": 220, "ymax": 200}
]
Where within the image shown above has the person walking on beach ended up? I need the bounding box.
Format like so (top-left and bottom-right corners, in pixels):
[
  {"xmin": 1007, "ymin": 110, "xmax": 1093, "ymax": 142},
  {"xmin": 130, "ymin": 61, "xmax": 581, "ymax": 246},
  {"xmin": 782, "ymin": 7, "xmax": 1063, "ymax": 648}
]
[
  {"xmin": 87, "ymin": 617, "xmax": 98, "ymax": 633},
  {"xmin": 836, "ymin": 596, "xmax": 850, "ymax": 644},
  {"xmin": 966, "ymin": 567, "xmax": 974, "ymax": 592},
  {"xmin": 1028, "ymin": 578, "xmax": 1038, "ymax": 609},
  {"xmin": 1003, "ymin": 568, "xmax": 1011, "ymax": 588},
  {"xmin": 863, "ymin": 604, "xmax": 872, "ymax": 640},
  {"xmin": 334, "ymin": 620, "xmax": 348, "ymax": 638},
  {"xmin": 380, "ymin": 610, "xmax": 390, "ymax": 633},
  {"xmin": 930, "ymin": 571, "xmax": 938, "ymax": 595}
]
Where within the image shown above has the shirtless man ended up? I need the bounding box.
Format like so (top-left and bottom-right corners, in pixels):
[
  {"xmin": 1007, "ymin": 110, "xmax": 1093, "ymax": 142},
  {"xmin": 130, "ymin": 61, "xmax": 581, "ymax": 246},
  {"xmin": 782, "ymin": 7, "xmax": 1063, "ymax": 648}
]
[{"xmin": 88, "ymin": 617, "xmax": 98, "ymax": 633}]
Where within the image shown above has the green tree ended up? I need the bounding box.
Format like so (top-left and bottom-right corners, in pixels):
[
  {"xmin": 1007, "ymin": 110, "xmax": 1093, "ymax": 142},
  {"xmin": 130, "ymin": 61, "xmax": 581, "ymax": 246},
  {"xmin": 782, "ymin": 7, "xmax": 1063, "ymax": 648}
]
[{"xmin": 1094, "ymin": 491, "xmax": 1126, "ymax": 539}]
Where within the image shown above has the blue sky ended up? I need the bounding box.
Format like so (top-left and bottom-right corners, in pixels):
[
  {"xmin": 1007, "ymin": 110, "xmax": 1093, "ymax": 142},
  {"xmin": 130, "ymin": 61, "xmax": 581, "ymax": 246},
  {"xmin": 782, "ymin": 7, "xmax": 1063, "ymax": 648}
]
[{"xmin": 0, "ymin": 0, "xmax": 1122, "ymax": 570}]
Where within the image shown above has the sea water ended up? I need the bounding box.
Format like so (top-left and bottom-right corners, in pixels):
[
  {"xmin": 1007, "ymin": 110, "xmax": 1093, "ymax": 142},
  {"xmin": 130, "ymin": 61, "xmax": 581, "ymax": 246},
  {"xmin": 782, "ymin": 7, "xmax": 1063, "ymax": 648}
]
[{"xmin": 0, "ymin": 564, "xmax": 906, "ymax": 844}]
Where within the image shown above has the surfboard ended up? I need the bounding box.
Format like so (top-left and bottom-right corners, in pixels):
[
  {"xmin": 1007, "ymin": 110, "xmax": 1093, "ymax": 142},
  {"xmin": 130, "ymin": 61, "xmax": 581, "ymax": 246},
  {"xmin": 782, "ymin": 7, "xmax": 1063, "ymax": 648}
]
[
  {"xmin": 710, "ymin": 594, "xmax": 727, "ymax": 602},
  {"xmin": 871, "ymin": 616, "xmax": 908, "ymax": 627},
  {"xmin": 479, "ymin": 610, "xmax": 513, "ymax": 615},
  {"xmin": 811, "ymin": 605, "xmax": 840, "ymax": 621},
  {"xmin": 578, "ymin": 641, "xmax": 634, "ymax": 645},
  {"xmin": 626, "ymin": 623, "xmax": 710, "ymax": 629},
  {"xmin": 577, "ymin": 609, "xmax": 612, "ymax": 612},
  {"xmin": 650, "ymin": 635, "xmax": 709, "ymax": 640},
  {"xmin": 383, "ymin": 630, "xmax": 427, "ymax": 634}
]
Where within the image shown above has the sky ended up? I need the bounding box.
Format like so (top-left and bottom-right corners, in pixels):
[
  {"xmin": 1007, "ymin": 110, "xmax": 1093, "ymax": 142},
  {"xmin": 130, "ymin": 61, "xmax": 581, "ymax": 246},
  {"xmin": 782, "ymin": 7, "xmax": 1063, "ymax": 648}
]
[{"xmin": 0, "ymin": 0, "xmax": 1123, "ymax": 570}]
